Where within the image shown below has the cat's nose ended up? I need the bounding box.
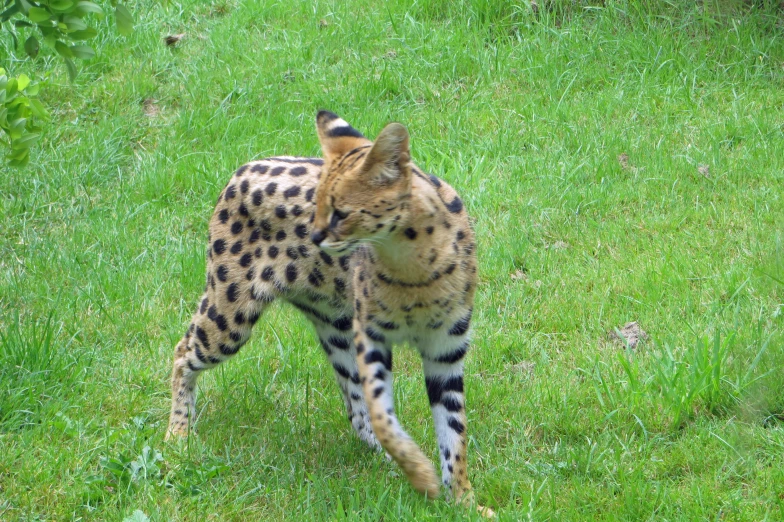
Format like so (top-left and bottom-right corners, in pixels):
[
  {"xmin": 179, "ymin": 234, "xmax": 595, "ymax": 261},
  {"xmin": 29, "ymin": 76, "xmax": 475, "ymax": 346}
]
[{"xmin": 311, "ymin": 229, "xmax": 326, "ymax": 246}]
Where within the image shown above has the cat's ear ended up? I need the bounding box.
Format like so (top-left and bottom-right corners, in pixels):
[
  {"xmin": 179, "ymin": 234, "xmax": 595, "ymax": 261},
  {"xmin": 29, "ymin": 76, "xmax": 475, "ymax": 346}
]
[
  {"xmin": 316, "ymin": 111, "xmax": 370, "ymax": 163},
  {"xmin": 360, "ymin": 122, "xmax": 411, "ymax": 185}
]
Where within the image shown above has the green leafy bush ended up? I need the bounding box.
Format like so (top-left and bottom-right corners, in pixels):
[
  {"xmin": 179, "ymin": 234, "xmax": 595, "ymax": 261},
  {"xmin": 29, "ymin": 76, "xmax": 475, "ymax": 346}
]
[
  {"xmin": 1, "ymin": 0, "xmax": 133, "ymax": 167},
  {"xmin": 0, "ymin": 67, "xmax": 48, "ymax": 167}
]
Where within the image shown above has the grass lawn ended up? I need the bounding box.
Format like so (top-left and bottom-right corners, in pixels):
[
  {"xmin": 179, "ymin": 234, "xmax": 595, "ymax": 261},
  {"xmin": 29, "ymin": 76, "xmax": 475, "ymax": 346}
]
[{"xmin": 1, "ymin": 0, "xmax": 783, "ymax": 520}]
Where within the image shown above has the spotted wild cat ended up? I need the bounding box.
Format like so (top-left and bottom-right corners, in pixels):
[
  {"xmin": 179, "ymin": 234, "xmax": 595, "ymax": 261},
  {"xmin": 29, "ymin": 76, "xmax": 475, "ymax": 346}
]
[{"xmin": 166, "ymin": 111, "xmax": 492, "ymax": 515}]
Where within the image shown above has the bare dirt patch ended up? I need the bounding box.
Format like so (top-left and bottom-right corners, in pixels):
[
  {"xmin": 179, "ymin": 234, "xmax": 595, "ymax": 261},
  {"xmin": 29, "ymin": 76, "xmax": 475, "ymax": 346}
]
[{"xmin": 608, "ymin": 321, "xmax": 648, "ymax": 349}]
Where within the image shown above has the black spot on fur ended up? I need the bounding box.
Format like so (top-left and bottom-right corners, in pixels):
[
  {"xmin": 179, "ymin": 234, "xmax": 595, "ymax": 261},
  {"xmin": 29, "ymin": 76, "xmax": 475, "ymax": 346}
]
[
  {"xmin": 319, "ymin": 251, "xmax": 334, "ymax": 265},
  {"xmin": 333, "ymin": 363, "xmax": 351, "ymax": 380},
  {"xmin": 305, "ymin": 187, "xmax": 315, "ymax": 202},
  {"xmin": 376, "ymin": 320, "xmax": 398, "ymax": 330},
  {"xmin": 434, "ymin": 342, "xmax": 468, "ymax": 364},
  {"xmin": 295, "ymin": 224, "xmax": 308, "ymax": 238},
  {"xmin": 327, "ymin": 125, "xmax": 365, "ymax": 139},
  {"xmin": 240, "ymin": 180, "xmax": 249, "ymax": 194},
  {"xmin": 230, "ymin": 241, "xmax": 243, "ymax": 254},
  {"xmin": 216, "ymin": 265, "xmax": 228, "ymax": 282},
  {"xmin": 291, "ymin": 205, "xmax": 303, "ymax": 217},
  {"xmin": 195, "ymin": 326, "xmax": 210, "ymax": 349},
  {"xmin": 426, "ymin": 226, "xmax": 434, "ymax": 235},
  {"xmin": 218, "ymin": 209, "xmax": 230, "ymax": 223},
  {"xmin": 234, "ymin": 311, "xmax": 245, "ymax": 324},
  {"xmin": 284, "ymin": 186, "xmax": 301, "ymax": 199},
  {"xmin": 252, "ymin": 189, "xmax": 263, "ymax": 206},
  {"xmin": 339, "ymin": 256, "xmax": 350, "ymax": 271},
  {"xmin": 270, "ymin": 166, "xmax": 286, "ymax": 176},
  {"xmin": 308, "ymin": 267, "xmax": 325, "ymax": 287},
  {"xmin": 226, "ymin": 283, "xmax": 239, "ymax": 302},
  {"xmin": 286, "ymin": 246, "xmax": 299, "ymax": 260},
  {"xmin": 275, "ymin": 206, "xmax": 287, "ymax": 219},
  {"xmin": 219, "ymin": 343, "xmax": 240, "ymax": 355},
  {"xmin": 448, "ymin": 418, "xmax": 465, "ymax": 434},
  {"xmin": 267, "ymin": 246, "xmax": 279, "ymax": 258},
  {"xmin": 213, "ymin": 239, "xmax": 226, "ymax": 255},
  {"xmin": 249, "ymin": 229, "xmax": 261, "ymax": 243},
  {"xmin": 425, "ymin": 375, "xmax": 463, "ymax": 405},
  {"xmin": 265, "ymin": 182, "xmax": 278, "ymax": 196},
  {"xmin": 429, "ymin": 174, "xmax": 442, "ymax": 187},
  {"xmin": 285, "ymin": 263, "xmax": 298, "ymax": 282},
  {"xmin": 276, "ymin": 230, "xmax": 287, "ymax": 241},
  {"xmin": 446, "ymin": 196, "xmax": 463, "ymax": 213},
  {"xmin": 260, "ymin": 219, "xmax": 272, "ymax": 231},
  {"xmin": 251, "ymin": 163, "xmax": 268, "ymax": 174},
  {"xmin": 213, "ymin": 314, "xmax": 228, "ymax": 331},
  {"xmin": 332, "ymin": 316, "xmax": 352, "ymax": 331},
  {"xmin": 365, "ymin": 327, "xmax": 385, "ymax": 343},
  {"xmin": 404, "ymin": 228, "xmax": 417, "ymax": 240},
  {"xmin": 225, "ymin": 185, "xmax": 237, "ymax": 200},
  {"xmin": 448, "ymin": 311, "xmax": 472, "ymax": 336},
  {"xmin": 290, "ymin": 166, "xmax": 307, "ymax": 177},
  {"xmin": 365, "ymin": 349, "xmax": 392, "ymax": 371},
  {"xmin": 239, "ymin": 203, "xmax": 249, "ymax": 217},
  {"xmin": 329, "ymin": 336, "xmax": 349, "ymax": 350},
  {"xmin": 239, "ymin": 253, "xmax": 253, "ymax": 267},
  {"xmin": 444, "ymin": 263, "xmax": 457, "ymax": 275},
  {"xmin": 231, "ymin": 221, "xmax": 243, "ymax": 235},
  {"xmin": 261, "ymin": 266, "xmax": 275, "ymax": 281}
]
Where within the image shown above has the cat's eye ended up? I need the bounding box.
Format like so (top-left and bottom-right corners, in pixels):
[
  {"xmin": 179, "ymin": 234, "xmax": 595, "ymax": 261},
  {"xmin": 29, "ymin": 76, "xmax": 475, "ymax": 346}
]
[{"xmin": 330, "ymin": 209, "xmax": 350, "ymax": 229}]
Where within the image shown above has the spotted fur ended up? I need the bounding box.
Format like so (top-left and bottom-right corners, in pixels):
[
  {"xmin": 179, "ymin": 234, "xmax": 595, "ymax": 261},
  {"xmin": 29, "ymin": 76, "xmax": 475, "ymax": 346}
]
[{"xmin": 166, "ymin": 111, "xmax": 492, "ymax": 516}]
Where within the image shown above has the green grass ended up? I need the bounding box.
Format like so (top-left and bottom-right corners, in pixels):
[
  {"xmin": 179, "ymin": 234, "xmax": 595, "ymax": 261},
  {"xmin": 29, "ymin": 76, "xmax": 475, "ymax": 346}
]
[{"xmin": 2, "ymin": 0, "xmax": 784, "ymax": 519}]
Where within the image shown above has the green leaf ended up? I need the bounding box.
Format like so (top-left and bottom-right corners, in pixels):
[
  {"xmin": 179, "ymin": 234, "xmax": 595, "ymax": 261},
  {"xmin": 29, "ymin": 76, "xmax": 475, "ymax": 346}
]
[
  {"xmin": 63, "ymin": 15, "xmax": 87, "ymax": 31},
  {"xmin": 16, "ymin": 74, "xmax": 30, "ymax": 92},
  {"xmin": 64, "ymin": 57, "xmax": 77, "ymax": 81},
  {"xmin": 71, "ymin": 44, "xmax": 94, "ymax": 59},
  {"xmin": 28, "ymin": 6, "xmax": 53, "ymax": 23},
  {"xmin": 115, "ymin": 3, "xmax": 132, "ymax": 35},
  {"xmin": 9, "ymin": 117, "xmax": 27, "ymax": 139},
  {"xmin": 6, "ymin": 77, "xmax": 18, "ymax": 96},
  {"xmin": 75, "ymin": 1, "xmax": 103, "ymax": 15},
  {"xmin": 14, "ymin": 20, "xmax": 33, "ymax": 28},
  {"xmin": 9, "ymin": 153, "xmax": 31, "ymax": 168},
  {"xmin": 25, "ymin": 35, "xmax": 40, "ymax": 59},
  {"xmin": 29, "ymin": 98, "xmax": 49, "ymax": 120},
  {"xmin": 55, "ymin": 40, "xmax": 73, "ymax": 58},
  {"xmin": 12, "ymin": 132, "xmax": 40, "ymax": 150},
  {"xmin": 0, "ymin": 2, "xmax": 20, "ymax": 22},
  {"xmin": 9, "ymin": 95, "xmax": 30, "ymax": 109},
  {"xmin": 9, "ymin": 144, "xmax": 31, "ymax": 158},
  {"xmin": 69, "ymin": 27, "xmax": 97, "ymax": 39},
  {"xmin": 49, "ymin": 0, "xmax": 74, "ymax": 12},
  {"xmin": 25, "ymin": 82, "xmax": 40, "ymax": 96}
]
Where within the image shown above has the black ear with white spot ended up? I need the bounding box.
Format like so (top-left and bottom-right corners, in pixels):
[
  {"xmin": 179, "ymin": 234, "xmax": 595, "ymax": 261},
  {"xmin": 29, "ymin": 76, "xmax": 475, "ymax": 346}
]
[
  {"xmin": 316, "ymin": 110, "xmax": 370, "ymax": 163},
  {"xmin": 361, "ymin": 122, "xmax": 411, "ymax": 185}
]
